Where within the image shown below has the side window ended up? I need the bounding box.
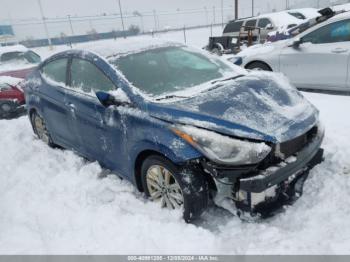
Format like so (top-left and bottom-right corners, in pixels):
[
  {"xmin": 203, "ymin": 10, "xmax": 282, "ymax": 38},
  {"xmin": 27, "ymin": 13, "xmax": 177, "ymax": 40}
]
[
  {"xmin": 70, "ymin": 58, "xmax": 115, "ymax": 94},
  {"xmin": 245, "ymin": 19, "xmax": 257, "ymax": 28},
  {"xmin": 258, "ymin": 18, "xmax": 272, "ymax": 28},
  {"xmin": 41, "ymin": 58, "xmax": 68, "ymax": 84},
  {"xmin": 25, "ymin": 51, "xmax": 41, "ymax": 64},
  {"xmin": 223, "ymin": 21, "xmax": 243, "ymax": 33},
  {"xmin": 288, "ymin": 12, "xmax": 306, "ymax": 20},
  {"xmin": 302, "ymin": 19, "xmax": 350, "ymax": 44}
]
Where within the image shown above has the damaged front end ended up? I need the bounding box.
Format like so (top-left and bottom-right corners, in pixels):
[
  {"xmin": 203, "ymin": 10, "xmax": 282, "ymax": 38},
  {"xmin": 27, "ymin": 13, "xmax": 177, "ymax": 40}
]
[{"xmin": 202, "ymin": 123, "xmax": 325, "ymax": 219}]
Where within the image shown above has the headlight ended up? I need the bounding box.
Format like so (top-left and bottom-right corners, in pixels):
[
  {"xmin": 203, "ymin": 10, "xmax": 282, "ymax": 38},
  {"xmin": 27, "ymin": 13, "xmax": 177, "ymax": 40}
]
[{"xmin": 172, "ymin": 125, "xmax": 271, "ymax": 165}]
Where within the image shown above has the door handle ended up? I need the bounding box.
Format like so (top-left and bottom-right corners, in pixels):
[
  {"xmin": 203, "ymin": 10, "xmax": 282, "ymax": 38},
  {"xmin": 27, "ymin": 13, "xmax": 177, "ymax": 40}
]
[
  {"xmin": 65, "ymin": 102, "xmax": 76, "ymax": 113},
  {"xmin": 331, "ymin": 48, "xmax": 348, "ymax": 53}
]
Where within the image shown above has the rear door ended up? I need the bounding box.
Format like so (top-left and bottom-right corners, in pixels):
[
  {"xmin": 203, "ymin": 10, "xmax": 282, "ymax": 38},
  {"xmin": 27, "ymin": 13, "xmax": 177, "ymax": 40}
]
[
  {"xmin": 223, "ymin": 20, "xmax": 244, "ymax": 38},
  {"xmin": 39, "ymin": 58, "xmax": 78, "ymax": 147},
  {"xmin": 244, "ymin": 19, "xmax": 258, "ymax": 42},
  {"xmin": 258, "ymin": 18, "xmax": 273, "ymax": 42},
  {"xmin": 280, "ymin": 19, "xmax": 350, "ymax": 90}
]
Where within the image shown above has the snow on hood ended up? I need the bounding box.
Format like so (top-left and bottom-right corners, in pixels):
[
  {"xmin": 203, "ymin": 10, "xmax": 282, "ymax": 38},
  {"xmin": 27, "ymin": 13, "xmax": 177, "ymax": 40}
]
[
  {"xmin": 235, "ymin": 40, "xmax": 289, "ymax": 58},
  {"xmin": 0, "ymin": 76, "xmax": 23, "ymax": 86},
  {"xmin": 148, "ymin": 71, "xmax": 318, "ymax": 143}
]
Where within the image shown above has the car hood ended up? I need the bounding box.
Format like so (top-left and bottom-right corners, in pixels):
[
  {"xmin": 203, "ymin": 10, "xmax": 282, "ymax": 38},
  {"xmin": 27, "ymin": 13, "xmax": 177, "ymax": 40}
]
[
  {"xmin": 147, "ymin": 71, "xmax": 319, "ymax": 143},
  {"xmin": 236, "ymin": 40, "xmax": 291, "ymax": 58},
  {"xmin": 0, "ymin": 66, "xmax": 36, "ymax": 79}
]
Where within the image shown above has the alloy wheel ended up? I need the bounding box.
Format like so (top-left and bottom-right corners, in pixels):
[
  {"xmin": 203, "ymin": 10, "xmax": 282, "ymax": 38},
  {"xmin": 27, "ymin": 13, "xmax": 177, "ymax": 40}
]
[
  {"xmin": 33, "ymin": 114, "xmax": 50, "ymax": 144},
  {"xmin": 146, "ymin": 165, "xmax": 184, "ymax": 209}
]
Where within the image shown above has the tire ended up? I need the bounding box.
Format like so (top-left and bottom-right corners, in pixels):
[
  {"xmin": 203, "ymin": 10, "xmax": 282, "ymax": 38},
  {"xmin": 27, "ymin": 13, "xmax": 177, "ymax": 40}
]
[
  {"xmin": 1, "ymin": 101, "xmax": 14, "ymax": 113},
  {"xmin": 246, "ymin": 61, "xmax": 272, "ymax": 71},
  {"xmin": 211, "ymin": 48, "xmax": 222, "ymax": 56},
  {"xmin": 30, "ymin": 111, "xmax": 55, "ymax": 147},
  {"xmin": 141, "ymin": 155, "xmax": 209, "ymax": 222}
]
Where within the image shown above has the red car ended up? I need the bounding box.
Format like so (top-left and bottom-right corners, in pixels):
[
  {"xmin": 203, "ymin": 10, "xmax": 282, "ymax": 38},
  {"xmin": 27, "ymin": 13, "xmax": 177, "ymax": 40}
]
[
  {"xmin": 0, "ymin": 76, "xmax": 25, "ymax": 118},
  {"xmin": 0, "ymin": 45, "xmax": 41, "ymax": 79}
]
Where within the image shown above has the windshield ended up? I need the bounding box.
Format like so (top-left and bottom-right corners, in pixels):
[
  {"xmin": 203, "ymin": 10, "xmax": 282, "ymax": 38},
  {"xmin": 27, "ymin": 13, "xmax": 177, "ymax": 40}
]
[
  {"xmin": 110, "ymin": 46, "xmax": 236, "ymax": 97},
  {"xmin": 0, "ymin": 51, "xmax": 41, "ymax": 64}
]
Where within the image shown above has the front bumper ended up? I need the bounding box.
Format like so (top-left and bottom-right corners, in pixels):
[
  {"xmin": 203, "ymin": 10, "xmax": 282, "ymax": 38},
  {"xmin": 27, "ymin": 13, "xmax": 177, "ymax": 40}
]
[{"xmin": 206, "ymin": 124, "xmax": 325, "ymax": 217}]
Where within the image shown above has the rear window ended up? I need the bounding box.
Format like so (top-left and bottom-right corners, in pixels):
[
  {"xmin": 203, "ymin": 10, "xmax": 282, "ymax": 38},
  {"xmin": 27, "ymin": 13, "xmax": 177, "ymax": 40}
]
[
  {"xmin": 245, "ymin": 19, "xmax": 257, "ymax": 28},
  {"xmin": 288, "ymin": 12, "xmax": 306, "ymax": 20},
  {"xmin": 223, "ymin": 21, "xmax": 244, "ymax": 33},
  {"xmin": 0, "ymin": 51, "xmax": 41, "ymax": 64}
]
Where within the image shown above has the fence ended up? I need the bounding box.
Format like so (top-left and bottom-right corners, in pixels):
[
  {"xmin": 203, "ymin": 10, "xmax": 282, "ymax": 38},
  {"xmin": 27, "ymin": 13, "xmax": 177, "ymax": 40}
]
[{"xmin": 1, "ymin": 0, "xmax": 350, "ymax": 46}]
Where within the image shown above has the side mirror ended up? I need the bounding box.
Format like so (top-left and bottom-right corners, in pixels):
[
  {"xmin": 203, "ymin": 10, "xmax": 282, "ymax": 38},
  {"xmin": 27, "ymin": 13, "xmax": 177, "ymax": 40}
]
[
  {"xmin": 96, "ymin": 91, "xmax": 130, "ymax": 107},
  {"xmin": 265, "ymin": 24, "xmax": 274, "ymax": 30},
  {"xmin": 291, "ymin": 38, "xmax": 302, "ymax": 49}
]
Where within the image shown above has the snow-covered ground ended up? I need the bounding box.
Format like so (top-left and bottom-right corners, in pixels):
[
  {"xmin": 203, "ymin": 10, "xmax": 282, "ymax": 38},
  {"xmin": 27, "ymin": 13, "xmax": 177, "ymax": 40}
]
[{"xmin": 1, "ymin": 27, "xmax": 350, "ymax": 255}]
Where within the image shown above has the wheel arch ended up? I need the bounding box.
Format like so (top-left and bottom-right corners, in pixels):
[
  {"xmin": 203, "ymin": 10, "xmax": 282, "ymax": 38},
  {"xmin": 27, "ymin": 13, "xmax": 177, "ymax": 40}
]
[
  {"xmin": 28, "ymin": 107, "xmax": 37, "ymax": 119},
  {"xmin": 134, "ymin": 149, "xmax": 171, "ymax": 192},
  {"xmin": 245, "ymin": 60, "xmax": 273, "ymax": 71}
]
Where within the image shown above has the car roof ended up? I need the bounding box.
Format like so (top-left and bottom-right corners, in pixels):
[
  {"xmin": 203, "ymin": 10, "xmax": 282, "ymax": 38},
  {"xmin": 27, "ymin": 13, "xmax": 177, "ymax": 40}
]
[
  {"xmin": 0, "ymin": 45, "xmax": 28, "ymax": 57},
  {"xmin": 69, "ymin": 37, "xmax": 182, "ymax": 59},
  {"xmin": 257, "ymin": 11, "xmax": 303, "ymax": 26},
  {"xmin": 326, "ymin": 10, "xmax": 350, "ymax": 22}
]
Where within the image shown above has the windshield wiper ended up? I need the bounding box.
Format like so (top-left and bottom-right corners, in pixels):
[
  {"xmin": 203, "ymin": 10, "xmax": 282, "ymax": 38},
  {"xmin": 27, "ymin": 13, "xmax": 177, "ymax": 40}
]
[
  {"xmin": 211, "ymin": 74, "xmax": 245, "ymax": 85},
  {"xmin": 155, "ymin": 94, "xmax": 189, "ymax": 101}
]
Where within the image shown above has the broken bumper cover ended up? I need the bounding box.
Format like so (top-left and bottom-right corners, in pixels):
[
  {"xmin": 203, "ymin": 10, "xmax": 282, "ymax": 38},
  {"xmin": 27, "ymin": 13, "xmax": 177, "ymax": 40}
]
[
  {"xmin": 240, "ymin": 125, "xmax": 325, "ymax": 193},
  {"xmin": 209, "ymin": 124, "xmax": 325, "ymax": 217}
]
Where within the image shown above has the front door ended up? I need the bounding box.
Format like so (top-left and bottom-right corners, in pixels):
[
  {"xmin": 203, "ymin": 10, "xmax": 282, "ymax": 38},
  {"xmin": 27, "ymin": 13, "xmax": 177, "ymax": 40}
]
[
  {"xmin": 65, "ymin": 57, "xmax": 125, "ymax": 172},
  {"xmin": 280, "ymin": 19, "xmax": 350, "ymax": 91}
]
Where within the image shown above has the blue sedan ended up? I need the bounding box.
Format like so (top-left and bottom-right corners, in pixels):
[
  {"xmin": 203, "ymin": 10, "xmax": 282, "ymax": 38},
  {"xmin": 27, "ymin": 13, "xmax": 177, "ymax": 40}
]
[{"xmin": 24, "ymin": 39, "xmax": 324, "ymax": 221}]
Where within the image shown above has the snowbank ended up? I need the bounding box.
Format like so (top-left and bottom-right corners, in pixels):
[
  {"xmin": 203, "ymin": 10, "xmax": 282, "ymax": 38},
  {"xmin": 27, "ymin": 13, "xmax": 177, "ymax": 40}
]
[{"xmin": 0, "ymin": 92, "xmax": 350, "ymax": 254}]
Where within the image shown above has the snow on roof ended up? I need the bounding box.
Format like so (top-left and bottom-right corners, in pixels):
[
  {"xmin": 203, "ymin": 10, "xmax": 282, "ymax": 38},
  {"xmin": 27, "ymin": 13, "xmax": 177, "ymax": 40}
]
[
  {"xmin": 0, "ymin": 45, "xmax": 28, "ymax": 56},
  {"xmin": 332, "ymin": 3, "xmax": 350, "ymax": 12},
  {"xmin": 71, "ymin": 37, "xmax": 181, "ymax": 58},
  {"xmin": 327, "ymin": 10, "xmax": 350, "ymax": 22},
  {"xmin": 289, "ymin": 8, "xmax": 321, "ymax": 19},
  {"xmin": 257, "ymin": 11, "xmax": 302, "ymax": 27}
]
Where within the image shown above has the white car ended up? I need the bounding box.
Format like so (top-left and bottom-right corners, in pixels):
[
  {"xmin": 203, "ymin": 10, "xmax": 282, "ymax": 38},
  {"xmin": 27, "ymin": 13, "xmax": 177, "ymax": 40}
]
[{"xmin": 234, "ymin": 12, "xmax": 350, "ymax": 92}]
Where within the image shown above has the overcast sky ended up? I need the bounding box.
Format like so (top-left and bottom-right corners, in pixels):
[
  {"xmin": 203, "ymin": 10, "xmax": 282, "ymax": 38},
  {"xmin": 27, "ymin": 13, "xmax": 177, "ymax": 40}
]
[
  {"xmin": 1, "ymin": 0, "xmax": 292, "ymax": 20},
  {"xmin": 1, "ymin": 0, "xmax": 346, "ymax": 20}
]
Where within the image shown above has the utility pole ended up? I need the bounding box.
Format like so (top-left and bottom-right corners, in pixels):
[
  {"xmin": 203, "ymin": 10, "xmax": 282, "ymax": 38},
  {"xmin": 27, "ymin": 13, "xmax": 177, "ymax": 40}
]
[
  {"xmin": 212, "ymin": 6, "xmax": 216, "ymax": 24},
  {"xmin": 133, "ymin": 11, "xmax": 144, "ymax": 33},
  {"xmin": 235, "ymin": 0, "xmax": 238, "ymax": 20},
  {"xmin": 153, "ymin": 10, "xmax": 158, "ymax": 31},
  {"xmin": 37, "ymin": 0, "xmax": 52, "ymax": 47},
  {"xmin": 67, "ymin": 15, "xmax": 75, "ymax": 36},
  {"xmin": 221, "ymin": 0, "xmax": 224, "ymax": 27},
  {"xmin": 204, "ymin": 6, "xmax": 209, "ymax": 25},
  {"xmin": 252, "ymin": 0, "xmax": 254, "ymax": 16},
  {"xmin": 286, "ymin": 0, "xmax": 290, "ymax": 9},
  {"xmin": 116, "ymin": 0, "xmax": 126, "ymax": 38}
]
